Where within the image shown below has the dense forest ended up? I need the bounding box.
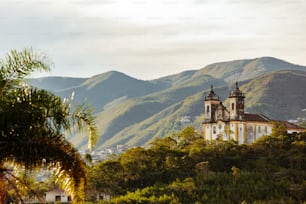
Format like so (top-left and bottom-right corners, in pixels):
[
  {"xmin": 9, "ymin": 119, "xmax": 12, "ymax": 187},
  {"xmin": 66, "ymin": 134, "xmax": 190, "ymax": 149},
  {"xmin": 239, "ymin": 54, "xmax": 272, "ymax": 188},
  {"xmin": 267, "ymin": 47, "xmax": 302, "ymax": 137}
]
[
  {"xmin": 8, "ymin": 124, "xmax": 305, "ymax": 203},
  {"xmin": 83, "ymin": 123, "xmax": 306, "ymax": 204}
]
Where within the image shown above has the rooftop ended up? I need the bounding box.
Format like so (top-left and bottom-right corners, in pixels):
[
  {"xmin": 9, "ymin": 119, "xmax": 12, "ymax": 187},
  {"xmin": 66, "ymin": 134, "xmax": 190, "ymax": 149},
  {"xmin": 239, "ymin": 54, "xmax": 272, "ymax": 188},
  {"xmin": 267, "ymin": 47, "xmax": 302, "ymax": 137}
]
[
  {"xmin": 205, "ymin": 85, "xmax": 220, "ymax": 101},
  {"xmin": 244, "ymin": 114, "xmax": 271, "ymax": 122}
]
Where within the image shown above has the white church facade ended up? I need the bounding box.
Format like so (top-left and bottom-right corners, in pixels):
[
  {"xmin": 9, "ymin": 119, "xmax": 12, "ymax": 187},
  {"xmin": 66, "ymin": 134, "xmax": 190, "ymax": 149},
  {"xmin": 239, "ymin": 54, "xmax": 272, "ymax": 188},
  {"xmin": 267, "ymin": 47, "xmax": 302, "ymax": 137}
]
[{"xmin": 202, "ymin": 83, "xmax": 304, "ymax": 144}]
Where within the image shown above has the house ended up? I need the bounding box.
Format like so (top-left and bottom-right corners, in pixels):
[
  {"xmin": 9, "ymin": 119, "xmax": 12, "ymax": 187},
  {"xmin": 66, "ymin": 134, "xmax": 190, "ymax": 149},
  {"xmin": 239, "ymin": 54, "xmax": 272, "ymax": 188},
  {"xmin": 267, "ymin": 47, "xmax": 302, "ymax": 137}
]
[
  {"xmin": 45, "ymin": 189, "xmax": 71, "ymax": 203},
  {"xmin": 202, "ymin": 83, "xmax": 305, "ymax": 144}
]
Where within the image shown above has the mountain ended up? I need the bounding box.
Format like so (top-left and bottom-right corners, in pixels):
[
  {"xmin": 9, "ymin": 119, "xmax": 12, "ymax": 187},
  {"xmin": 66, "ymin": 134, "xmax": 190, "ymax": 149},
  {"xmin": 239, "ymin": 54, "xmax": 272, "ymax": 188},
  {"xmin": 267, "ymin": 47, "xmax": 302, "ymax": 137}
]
[
  {"xmin": 28, "ymin": 76, "xmax": 86, "ymax": 92},
  {"xmin": 31, "ymin": 71, "xmax": 168, "ymax": 112},
  {"xmin": 151, "ymin": 70, "xmax": 198, "ymax": 86},
  {"xmin": 29, "ymin": 57, "xmax": 306, "ymax": 150},
  {"xmin": 89, "ymin": 74, "xmax": 226, "ymax": 149},
  {"xmin": 198, "ymin": 57, "xmax": 306, "ymax": 82},
  {"xmin": 241, "ymin": 70, "xmax": 306, "ymax": 120}
]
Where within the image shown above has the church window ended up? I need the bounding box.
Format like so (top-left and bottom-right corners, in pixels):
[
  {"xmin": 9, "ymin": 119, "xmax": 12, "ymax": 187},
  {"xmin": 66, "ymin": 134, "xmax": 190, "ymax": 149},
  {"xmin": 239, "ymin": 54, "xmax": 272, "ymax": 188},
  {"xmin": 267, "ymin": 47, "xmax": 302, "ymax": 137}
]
[
  {"xmin": 264, "ymin": 126, "xmax": 268, "ymax": 134},
  {"xmin": 218, "ymin": 124, "xmax": 222, "ymax": 129},
  {"xmin": 258, "ymin": 126, "xmax": 261, "ymax": 133},
  {"xmin": 207, "ymin": 105, "xmax": 209, "ymax": 113},
  {"xmin": 213, "ymin": 126, "xmax": 216, "ymax": 134},
  {"xmin": 232, "ymin": 103, "xmax": 234, "ymax": 110},
  {"xmin": 247, "ymin": 126, "xmax": 253, "ymax": 134}
]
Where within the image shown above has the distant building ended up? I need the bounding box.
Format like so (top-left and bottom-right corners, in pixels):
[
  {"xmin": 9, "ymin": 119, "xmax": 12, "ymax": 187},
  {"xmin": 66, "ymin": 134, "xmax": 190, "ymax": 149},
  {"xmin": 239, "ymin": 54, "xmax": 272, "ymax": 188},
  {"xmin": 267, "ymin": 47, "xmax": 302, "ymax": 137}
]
[
  {"xmin": 202, "ymin": 83, "xmax": 305, "ymax": 144},
  {"xmin": 117, "ymin": 144, "xmax": 128, "ymax": 153},
  {"xmin": 45, "ymin": 189, "xmax": 71, "ymax": 203},
  {"xmin": 180, "ymin": 116, "xmax": 191, "ymax": 123}
]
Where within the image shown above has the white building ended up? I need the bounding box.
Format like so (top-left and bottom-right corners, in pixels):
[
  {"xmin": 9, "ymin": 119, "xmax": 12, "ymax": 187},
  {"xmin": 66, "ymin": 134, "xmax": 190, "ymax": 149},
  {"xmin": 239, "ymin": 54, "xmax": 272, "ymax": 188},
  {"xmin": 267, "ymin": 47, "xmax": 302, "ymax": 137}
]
[
  {"xmin": 45, "ymin": 189, "xmax": 71, "ymax": 203},
  {"xmin": 202, "ymin": 83, "xmax": 305, "ymax": 144}
]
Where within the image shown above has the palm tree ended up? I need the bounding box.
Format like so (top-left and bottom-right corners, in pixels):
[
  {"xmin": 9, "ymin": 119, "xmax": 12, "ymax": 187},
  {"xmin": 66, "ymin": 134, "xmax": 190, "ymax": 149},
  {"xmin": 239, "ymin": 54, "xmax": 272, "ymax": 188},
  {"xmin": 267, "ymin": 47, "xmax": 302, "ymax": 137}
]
[{"xmin": 0, "ymin": 49, "xmax": 98, "ymax": 203}]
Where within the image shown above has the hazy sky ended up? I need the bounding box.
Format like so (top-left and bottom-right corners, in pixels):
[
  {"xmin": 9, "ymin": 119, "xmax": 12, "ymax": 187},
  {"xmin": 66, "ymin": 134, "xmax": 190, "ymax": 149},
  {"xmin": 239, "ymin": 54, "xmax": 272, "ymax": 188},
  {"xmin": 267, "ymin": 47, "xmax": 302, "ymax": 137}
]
[{"xmin": 0, "ymin": 0, "xmax": 305, "ymax": 79}]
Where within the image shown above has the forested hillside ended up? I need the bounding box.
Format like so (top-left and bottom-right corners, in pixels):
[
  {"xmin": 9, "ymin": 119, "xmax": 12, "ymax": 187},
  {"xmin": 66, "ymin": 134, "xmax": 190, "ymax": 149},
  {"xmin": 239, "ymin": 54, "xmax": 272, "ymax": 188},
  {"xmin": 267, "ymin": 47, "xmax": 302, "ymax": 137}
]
[{"xmin": 85, "ymin": 125, "xmax": 306, "ymax": 203}]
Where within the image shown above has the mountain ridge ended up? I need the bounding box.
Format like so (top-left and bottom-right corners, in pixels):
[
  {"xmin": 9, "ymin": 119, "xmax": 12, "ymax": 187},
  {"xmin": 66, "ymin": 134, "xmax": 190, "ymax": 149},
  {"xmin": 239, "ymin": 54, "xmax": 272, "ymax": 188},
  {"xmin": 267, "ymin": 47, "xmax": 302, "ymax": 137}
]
[
  {"xmin": 28, "ymin": 57, "xmax": 306, "ymax": 150},
  {"xmin": 199, "ymin": 56, "xmax": 306, "ymax": 82}
]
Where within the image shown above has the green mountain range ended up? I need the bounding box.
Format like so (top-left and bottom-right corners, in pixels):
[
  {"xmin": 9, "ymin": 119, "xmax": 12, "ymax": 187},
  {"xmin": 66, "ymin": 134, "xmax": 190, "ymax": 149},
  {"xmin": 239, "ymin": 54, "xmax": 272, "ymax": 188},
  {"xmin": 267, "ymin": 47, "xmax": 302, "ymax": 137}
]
[{"xmin": 29, "ymin": 57, "xmax": 306, "ymax": 150}]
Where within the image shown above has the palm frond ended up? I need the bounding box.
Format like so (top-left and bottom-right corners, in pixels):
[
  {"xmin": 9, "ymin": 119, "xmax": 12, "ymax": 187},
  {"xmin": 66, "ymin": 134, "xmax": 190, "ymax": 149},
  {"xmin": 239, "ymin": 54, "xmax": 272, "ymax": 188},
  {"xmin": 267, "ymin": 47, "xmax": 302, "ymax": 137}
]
[
  {"xmin": 0, "ymin": 48, "xmax": 51, "ymax": 96},
  {"xmin": 0, "ymin": 48, "xmax": 98, "ymax": 202},
  {"xmin": 71, "ymin": 103, "xmax": 98, "ymax": 151}
]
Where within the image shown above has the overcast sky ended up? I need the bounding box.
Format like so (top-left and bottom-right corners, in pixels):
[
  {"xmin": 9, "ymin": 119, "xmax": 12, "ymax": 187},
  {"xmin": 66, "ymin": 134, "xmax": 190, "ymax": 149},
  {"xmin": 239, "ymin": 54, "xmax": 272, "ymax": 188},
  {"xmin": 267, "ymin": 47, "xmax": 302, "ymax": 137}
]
[{"xmin": 0, "ymin": 0, "xmax": 305, "ymax": 79}]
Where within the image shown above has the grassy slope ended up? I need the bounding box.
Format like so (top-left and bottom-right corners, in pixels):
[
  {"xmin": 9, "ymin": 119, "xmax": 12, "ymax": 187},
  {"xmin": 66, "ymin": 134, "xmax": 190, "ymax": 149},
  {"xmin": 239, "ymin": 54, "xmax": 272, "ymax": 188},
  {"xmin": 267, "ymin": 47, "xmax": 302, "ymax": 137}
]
[
  {"xmin": 243, "ymin": 70, "xmax": 306, "ymax": 120},
  {"xmin": 100, "ymin": 86, "xmax": 231, "ymax": 149},
  {"xmin": 89, "ymin": 74, "xmax": 226, "ymax": 149},
  {"xmin": 57, "ymin": 71, "xmax": 168, "ymax": 112}
]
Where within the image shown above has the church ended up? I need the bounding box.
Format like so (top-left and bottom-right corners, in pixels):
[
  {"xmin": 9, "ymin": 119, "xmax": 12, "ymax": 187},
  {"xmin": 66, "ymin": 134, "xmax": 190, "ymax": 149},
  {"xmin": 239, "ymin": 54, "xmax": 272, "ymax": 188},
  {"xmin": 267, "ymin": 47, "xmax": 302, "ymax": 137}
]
[{"xmin": 202, "ymin": 83, "xmax": 305, "ymax": 144}]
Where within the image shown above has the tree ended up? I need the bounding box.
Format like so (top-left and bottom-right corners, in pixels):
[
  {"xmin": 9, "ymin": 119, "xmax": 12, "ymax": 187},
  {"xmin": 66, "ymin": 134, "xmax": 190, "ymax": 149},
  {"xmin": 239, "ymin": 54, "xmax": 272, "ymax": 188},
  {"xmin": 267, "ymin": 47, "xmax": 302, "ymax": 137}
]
[
  {"xmin": 177, "ymin": 126, "xmax": 200, "ymax": 147},
  {"xmin": 0, "ymin": 49, "xmax": 98, "ymax": 203},
  {"xmin": 88, "ymin": 160, "xmax": 124, "ymax": 198},
  {"xmin": 271, "ymin": 121, "xmax": 287, "ymax": 138}
]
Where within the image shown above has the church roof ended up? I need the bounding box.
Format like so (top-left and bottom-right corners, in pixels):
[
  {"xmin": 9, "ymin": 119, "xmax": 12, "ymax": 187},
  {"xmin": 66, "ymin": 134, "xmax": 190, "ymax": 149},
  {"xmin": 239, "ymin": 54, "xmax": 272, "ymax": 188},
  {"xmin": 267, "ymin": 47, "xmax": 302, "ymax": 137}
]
[
  {"xmin": 276, "ymin": 120, "xmax": 306, "ymax": 131},
  {"xmin": 243, "ymin": 114, "xmax": 305, "ymax": 131},
  {"xmin": 244, "ymin": 114, "xmax": 271, "ymax": 122}
]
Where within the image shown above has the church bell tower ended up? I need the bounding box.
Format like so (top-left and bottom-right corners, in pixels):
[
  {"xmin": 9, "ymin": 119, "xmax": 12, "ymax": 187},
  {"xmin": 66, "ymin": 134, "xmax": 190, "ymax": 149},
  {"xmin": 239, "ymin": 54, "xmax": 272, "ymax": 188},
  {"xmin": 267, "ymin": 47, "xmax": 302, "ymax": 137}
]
[
  {"xmin": 204, "ymin": 85, "xmax": 221, "ymax": 123},
  {"xmin": 229, "ymin": 82, "xmax": 245, "ymax": 120}
]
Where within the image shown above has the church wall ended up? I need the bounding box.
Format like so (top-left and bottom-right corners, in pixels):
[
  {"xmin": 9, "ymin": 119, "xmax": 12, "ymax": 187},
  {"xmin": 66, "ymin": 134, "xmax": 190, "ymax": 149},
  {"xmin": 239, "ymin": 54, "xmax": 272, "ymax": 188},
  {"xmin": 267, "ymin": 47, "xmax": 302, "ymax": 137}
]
[
  {"xmin": 203, "ymin": 123, "xmax": 228, "ymax": 141},
  {"xmin": 204, "ymin": 121, "xmax": 274, "ymax": 144},
  {"xmin": 204, "ymin": 120, "xmax": 305, "ymax": 144},
  {"xmin": 212, "ymin": 124, "xmax": 217, "ymax": 140},
  {"xmin": 232, "ymin": 122, "xmax": 273, "ymax": 144},
  {"xmin": 224, "ymin": 122, "xmax": 245, "ymax": 144},
  {"xmin": 204, "ymin": 121, "xmax": 275, "ymax": 144},
  {"xmin": 256, "ymin": 123, "xmax": 272, "ymax": 139},
  {"xmin": 203, "ymin": 122, "xmax": 234, "ymax": 142},
  {"xmin": 229, "ymin": 122, "xmax": 239, "ymax": 142},
  {"xmin": 245, "ymin": 122, "xmax": 273, "ymax": 143},
  {"xmin": 203, "ymin": 124, "xmax": 212, "ymax": 141},
  {"xmin": 246, "ymin": 124, "xmax": 255, "ymax": 143},
  {"xmin": 238, "ymin": 123, "xmax": 245, "ymax": 144}
]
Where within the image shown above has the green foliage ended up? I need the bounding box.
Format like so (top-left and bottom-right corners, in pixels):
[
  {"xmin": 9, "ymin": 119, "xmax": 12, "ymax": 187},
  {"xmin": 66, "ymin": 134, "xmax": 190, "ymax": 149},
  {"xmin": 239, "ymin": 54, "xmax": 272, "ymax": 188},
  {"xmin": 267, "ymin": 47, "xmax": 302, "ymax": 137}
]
[
  {"xmin": 0, "ymin": 49, "xmax": 98, "ymax": 203},
  {"xmin": 0, "ymin": 48, "xmax": 50, "ymax": 84},
  {"xmin": 109, "ymin": 187, "xmax": 179, "ymax": 204},
  {"xmin": 271, "ymin": 121, "xmax": 287, "ymax": 137},
  {"xmin": 87, "ymin": 128, "xmax": 306, "ymax": 203}
]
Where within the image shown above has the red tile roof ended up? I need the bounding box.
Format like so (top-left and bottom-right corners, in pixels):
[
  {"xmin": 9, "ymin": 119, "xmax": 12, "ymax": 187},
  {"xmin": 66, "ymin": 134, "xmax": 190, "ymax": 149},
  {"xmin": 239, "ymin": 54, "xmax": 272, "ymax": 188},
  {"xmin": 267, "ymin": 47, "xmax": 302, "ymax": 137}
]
[
  {"xmin": 276, "ymin": 120, "xmax": 306, "ymax": 130},
  {"xmin": 244, "ymin": 114, "xmax": 271, "ymax": 122},
  {"xmin": 244, "ymin": 114, "xmax": 305, "ymax": 131}
]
